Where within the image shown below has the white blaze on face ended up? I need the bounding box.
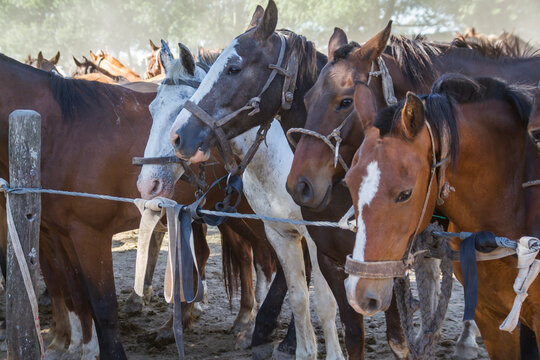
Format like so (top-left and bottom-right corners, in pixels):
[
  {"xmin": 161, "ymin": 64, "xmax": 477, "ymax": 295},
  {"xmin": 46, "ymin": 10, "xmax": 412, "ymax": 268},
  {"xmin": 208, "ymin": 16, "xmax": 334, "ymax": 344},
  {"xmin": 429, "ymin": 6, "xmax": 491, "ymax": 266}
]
[
  {"xmin": 352, "ymin": 161, "xmax": 381, "ymax": 262},
  {"xmin": 171, "ymin": 38, "xmax": 240, "ymax": 134}
]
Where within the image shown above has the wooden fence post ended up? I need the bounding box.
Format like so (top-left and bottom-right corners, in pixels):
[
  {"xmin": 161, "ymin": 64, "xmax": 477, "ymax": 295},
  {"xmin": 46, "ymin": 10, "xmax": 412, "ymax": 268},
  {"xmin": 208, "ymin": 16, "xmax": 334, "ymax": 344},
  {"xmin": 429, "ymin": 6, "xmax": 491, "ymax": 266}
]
[{"xmin": 6, "ymin": 110, "xmax": 41, "ymax": 359}]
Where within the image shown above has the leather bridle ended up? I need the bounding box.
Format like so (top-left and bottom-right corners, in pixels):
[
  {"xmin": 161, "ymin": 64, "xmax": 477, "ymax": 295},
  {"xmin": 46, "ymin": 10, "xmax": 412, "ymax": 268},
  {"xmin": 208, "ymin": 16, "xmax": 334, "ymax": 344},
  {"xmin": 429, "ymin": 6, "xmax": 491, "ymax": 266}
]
[
  {"xmin": 182, "ymin": 32, "xmax": 299, "ymax": 176},
  {"xmin": 286, "ymin": 56, "xmax": 398, "ymax": 172},
  {"xmin": 345, "ymin": 120, "xmax": 446, "ymax": 279}
]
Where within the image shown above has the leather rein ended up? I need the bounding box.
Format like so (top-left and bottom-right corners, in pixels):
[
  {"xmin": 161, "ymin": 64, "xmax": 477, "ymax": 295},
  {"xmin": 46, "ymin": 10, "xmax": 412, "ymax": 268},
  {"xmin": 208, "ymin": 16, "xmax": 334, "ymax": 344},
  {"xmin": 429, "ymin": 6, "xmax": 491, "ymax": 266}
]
[
  {"xmin": 182, "ymin": 32, "xmax": 299, "ymax": 176},
  {"xmin": 286, "ymin": 57, "xmax": 398, "ymax": 172}
]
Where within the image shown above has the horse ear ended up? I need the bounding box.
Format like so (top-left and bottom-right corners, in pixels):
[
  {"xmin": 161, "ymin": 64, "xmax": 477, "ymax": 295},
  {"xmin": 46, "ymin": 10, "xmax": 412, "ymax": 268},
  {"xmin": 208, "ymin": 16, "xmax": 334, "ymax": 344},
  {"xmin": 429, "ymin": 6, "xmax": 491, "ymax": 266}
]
[
  {"xmin": 73, "ymin": 56, "xmax": 82, "ymax": 67},
  {"xmin": 178, "ymin": 43, "xmax": 195, "ymax": 76},
  {"xmin": 401, "ymin": 92, "xmax": 425, "ymax": 139},
  {"xmin": 149, "ymin": 39, "xmax": 159, "ymax": 51},
  {"xmin": 328, "ymin": 27, "xmax": 348, "ymax": 62},
  {"xmin": 198, "ymin": 46, "xmax": 203, "ymax": 59},
  {"xmin": 353, "ymin": 82, "xmax": 378, "ymax": 130},
  {"xmin": 355, "ymin": 20, "xmax": 392, "ymax": 63},
  {"xmin": 37, "ymin": 51, "xmax": 44, "ymax": 64},
  {"xmin": 89, "ymin": 50, "xmax": 98, "ymax": 62},
  {"xmin": 254, "ymin": 0, "xmax": 278, "ymax": 41},
  {"xmin": 50, "ymin": 51, "xmax": 60, "ymax": 64},
  {"xmin": 159, "ymin": 40, "xmax": 174, "ymax": 73},
  {"xmin": 247, "ymin": 5, "xmax": 264, "ymax": 30}
]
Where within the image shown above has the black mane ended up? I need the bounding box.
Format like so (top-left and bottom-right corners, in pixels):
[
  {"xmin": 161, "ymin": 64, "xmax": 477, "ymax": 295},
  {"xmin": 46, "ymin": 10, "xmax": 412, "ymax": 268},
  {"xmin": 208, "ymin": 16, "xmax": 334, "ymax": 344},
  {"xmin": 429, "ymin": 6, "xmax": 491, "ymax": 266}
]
[
  {"xmin": 374, "ymin": 74, "xmax": 533, "ymax": 165},
  {"xmin": 278, "ymin": 28, "xmax": 323, "ymax": 90}
]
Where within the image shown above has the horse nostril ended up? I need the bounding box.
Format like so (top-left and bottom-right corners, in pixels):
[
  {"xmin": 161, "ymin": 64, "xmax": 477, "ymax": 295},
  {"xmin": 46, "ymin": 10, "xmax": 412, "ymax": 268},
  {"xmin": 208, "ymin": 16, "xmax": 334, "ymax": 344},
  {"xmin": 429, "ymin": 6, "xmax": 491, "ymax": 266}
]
[
  {"xmin": 531, "ymin": 129, "xmax": 540, "ymax": 143},
  {"xmin": 295, "ymin": 176, "xmax": 314, "ymax": 204},
  {"xmin": 150, "ymin": 179, "xmax": 162, "ymax": 196},
  {"xmin": 362, "ymin": 292, "xmax": 382, "ymax": 314}
]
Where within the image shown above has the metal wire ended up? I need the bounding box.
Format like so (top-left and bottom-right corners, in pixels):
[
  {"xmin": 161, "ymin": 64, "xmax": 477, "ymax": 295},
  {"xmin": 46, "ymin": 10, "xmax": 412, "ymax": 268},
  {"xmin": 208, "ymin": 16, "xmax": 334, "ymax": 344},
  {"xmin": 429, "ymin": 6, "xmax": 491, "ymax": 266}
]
[{"xmin": 0, "ymin": 181, "xmax": 354, "ymax": 231}]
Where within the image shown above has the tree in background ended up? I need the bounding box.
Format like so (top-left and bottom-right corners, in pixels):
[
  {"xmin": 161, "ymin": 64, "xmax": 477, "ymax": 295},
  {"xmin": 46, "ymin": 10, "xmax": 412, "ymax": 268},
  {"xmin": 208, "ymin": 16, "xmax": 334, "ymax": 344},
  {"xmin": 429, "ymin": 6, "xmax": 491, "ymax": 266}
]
[{"xmin": 0, "ymin": 0, "xmax": 538, "ymax": 74}]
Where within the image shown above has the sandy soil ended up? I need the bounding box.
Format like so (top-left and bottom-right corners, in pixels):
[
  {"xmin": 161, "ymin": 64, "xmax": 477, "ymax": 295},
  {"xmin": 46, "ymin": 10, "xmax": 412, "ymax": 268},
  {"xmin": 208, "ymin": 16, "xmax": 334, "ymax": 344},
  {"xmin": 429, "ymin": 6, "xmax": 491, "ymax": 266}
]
[{"xmin": 0, "ymin": 227, "xmax": 488, "ymax": 359}]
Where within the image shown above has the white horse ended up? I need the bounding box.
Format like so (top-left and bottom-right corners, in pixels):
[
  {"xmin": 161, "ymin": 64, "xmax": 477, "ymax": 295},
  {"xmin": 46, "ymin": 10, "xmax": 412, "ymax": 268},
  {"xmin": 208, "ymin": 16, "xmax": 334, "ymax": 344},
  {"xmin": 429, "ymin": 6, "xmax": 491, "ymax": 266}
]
[{"xmin": 136, "ymin": 41, "xmax": 277, "ymax": 348}]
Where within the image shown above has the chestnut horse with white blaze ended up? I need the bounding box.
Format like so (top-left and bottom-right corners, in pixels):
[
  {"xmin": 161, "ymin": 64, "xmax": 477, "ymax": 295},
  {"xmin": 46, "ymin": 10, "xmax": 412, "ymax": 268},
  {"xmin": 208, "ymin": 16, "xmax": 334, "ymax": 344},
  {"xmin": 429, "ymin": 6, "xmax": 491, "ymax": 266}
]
[{"xmin": 345, "ymin": 74, "xmax": 540, "ymax": 359}]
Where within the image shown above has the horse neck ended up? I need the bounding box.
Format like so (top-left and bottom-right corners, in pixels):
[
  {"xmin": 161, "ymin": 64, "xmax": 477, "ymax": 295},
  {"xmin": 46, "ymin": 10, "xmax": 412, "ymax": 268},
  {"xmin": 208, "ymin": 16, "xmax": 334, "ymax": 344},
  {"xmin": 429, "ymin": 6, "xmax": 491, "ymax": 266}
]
[
  {"xmin": 439, "ymin": 101, "xmax": 529, "ymax": 238},
  {"xmin": 385, "ymin": 50, "xmax": 540, "ymax": 97},
  {"xmin": 100, "ymin": 58, "xmax": 140, "ymax": 81}
]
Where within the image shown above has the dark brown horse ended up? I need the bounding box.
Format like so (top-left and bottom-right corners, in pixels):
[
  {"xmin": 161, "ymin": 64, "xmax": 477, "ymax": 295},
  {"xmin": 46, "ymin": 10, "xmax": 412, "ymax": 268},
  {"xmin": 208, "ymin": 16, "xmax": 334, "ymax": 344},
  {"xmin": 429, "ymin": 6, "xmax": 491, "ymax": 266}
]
[
  {"xmin": 344, "ymin": 74, "xmax": 539, "ymax": 359},
  {"xmin": 529, "ymin": 86, "xmax": 540, "ymax": 148},
  {"xmin": 25, "ymin": 51, "xmax": 60, "ymax": 72},
  {"xmin": 168, "ymin": 1, "xmax": 406, "ymax": 358},
  {"xmin": 286, "ymin": 22, "xmax": 540, "ymax": 210},
  {"xmin": 0, "ymin": 53, "xmax": 275, "ymax": 358}
]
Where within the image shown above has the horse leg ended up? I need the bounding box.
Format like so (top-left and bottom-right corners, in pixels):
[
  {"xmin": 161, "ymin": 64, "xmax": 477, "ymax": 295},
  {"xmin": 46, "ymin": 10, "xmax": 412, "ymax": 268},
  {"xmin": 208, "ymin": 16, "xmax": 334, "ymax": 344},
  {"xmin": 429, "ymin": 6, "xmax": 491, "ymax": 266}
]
[
  {"xmin": 453, "ymin": 320, "xmax": 480, "ymax": 359},
  {"xmin": 69, "ymin": 222, "xmax": 126, "ymax": 360},
  {"xmin": 217, "ymin": 222, "xmax": 256, "ymax": 349},
  {"xmin": 192, "ymin": 222, "xmax": 209, "ymax": 318},
  {"xmin": 301, "ymin": 235, "xmax": 344, "ymax": 360},
  {"xmin": 251, "ymin": 260, "xmax": 290, "ymax": 359},
  {"xmin": 522, "ymin": 322, "xmax": 540, "ymax": 359},
  {"xmin": 317, "ymin": 251, "xmax": 365, "ymax": 359},
  {"xmin": 123, "ymin": 230, "xmax": 165, "ymax": 314},
  {"xmin": 264, "ymin": 224, "xmax": 316, "ymax": 360},
  {"xmin": 251, "ymin": 234, "xmax": 275, "ymax": 306},
  {"xmin": 277, "ymin": 239, "xmax": 313, "ymax": 356},
  {"xmin": 385, "ymin": 292, "xmax": 408, "ymax": 359},
  {"xmin": 474, "ymin": 303, "xmax": 519, "ymax": 360}
]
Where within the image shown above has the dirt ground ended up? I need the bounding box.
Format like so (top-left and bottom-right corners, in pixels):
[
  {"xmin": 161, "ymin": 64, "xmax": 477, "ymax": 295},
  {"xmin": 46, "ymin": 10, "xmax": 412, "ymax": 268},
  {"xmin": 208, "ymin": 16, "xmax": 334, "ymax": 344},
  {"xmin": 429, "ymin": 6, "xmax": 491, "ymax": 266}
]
[{"xmin": 0, "ymin": 226, "xmax": 488, "ymax": 359}]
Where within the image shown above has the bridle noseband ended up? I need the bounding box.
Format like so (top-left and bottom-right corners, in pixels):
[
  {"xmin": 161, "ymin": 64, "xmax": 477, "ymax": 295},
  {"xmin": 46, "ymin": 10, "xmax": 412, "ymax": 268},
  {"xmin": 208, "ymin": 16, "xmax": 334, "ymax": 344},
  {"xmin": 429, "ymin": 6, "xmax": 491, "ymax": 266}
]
[
  {"xmin": 286, "ymin": 56, "xmax": 398, "ymax": 172},
  {"xmin": 345, "ymin": 120, "xmax": 446, "ymax": 279},
  {"xmin": 182, "ymin": 32, "xmax": 299, "ymax": 176}
]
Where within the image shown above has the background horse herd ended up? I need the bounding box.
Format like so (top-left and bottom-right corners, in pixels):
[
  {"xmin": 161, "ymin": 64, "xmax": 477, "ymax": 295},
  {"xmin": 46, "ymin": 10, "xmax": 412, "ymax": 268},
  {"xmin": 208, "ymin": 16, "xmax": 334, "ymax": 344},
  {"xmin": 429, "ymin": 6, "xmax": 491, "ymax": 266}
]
[{"xmin": 0, "ymin": 0, "xmax": 539, "ymax": 359}]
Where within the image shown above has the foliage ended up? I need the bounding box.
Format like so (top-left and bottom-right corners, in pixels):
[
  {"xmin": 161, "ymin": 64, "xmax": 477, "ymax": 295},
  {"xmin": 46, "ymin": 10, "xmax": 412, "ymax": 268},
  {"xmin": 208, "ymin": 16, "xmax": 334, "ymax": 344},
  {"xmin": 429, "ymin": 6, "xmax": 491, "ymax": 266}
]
[{"xmin": 0, "ymin": 0, "xmax": 537, "ymax": 74}]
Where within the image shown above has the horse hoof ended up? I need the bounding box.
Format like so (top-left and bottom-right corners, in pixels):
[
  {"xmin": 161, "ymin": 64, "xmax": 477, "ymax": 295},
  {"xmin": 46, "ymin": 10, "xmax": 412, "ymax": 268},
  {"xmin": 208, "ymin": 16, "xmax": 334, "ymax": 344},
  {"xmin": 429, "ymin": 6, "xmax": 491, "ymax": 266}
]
[
  {"xmin": 44, "ymin": 348, "xmax": 65, "ymax": 360},
  {"xmin": 192, "ymin": 302, "xmax": 204, "ymax": 320},
  {"xmin": 154, "ymin": 328, "xmax": 175, "ymax": 345},
  {"xmin": 252, "ymin": 343, "xmax": 274, "ymax": 360},
  {"xmin": 452, "ymin": 344, "xmax": 479, "ymax": 359},
  {"xmin": 122, "ymin": 293, "xmax": 144, "ymax": 314},
  {"xmin": 272, "ymin": 347, "xmax": 296, "ymax": 360}
]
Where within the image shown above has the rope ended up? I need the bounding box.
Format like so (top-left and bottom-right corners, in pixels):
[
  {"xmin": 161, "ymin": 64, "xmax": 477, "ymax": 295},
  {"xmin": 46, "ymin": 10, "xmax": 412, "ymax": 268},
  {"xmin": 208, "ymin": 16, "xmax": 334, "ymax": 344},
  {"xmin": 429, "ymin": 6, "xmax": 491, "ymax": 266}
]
[
  {"xmin": 523, "ymin": 180, "xmax": 540, "ymax": 188},
  {"xmin": 394, "ymin": 224, "xmax": 454, "ymax": 360},
  {"xmin": 0, "ymin": 181, "xmax": 354, "ymax": 231}
]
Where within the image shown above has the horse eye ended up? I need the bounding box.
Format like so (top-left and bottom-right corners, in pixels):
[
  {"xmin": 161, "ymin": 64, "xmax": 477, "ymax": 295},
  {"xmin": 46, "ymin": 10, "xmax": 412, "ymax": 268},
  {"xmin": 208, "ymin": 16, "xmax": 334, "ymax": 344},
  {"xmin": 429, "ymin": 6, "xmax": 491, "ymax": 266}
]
[
  {"xmin": 337, "ymin": 98, "xmax": 353, "ymax": 110},
  {"xmin": 395, "ymin": 189, "xmax": 412, "ymax": 203},
  {"xmin": 227, "ymin": 66, "xmax": 241, "ymax": 75}
]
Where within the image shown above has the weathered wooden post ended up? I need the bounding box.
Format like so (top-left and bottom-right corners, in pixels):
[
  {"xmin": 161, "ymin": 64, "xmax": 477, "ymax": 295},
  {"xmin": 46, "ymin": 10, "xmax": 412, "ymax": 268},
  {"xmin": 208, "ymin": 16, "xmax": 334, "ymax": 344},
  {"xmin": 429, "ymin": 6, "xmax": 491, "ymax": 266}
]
[{"xmin": 6, "ymin": 110, "xmax": 41, "ymax": 359}]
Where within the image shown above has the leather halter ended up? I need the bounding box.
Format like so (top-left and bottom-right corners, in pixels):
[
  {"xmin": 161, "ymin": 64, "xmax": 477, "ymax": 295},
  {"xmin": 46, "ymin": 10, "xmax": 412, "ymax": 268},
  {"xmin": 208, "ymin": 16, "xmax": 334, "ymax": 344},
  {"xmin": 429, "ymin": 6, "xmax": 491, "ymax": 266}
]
[
  {"xmin": 286, "ymin": 56, "xmax": 397, "ymax": 172},
  {"xmin": 345, "ymin": 121, "xmax": 445, "ymax": 279},
  {"xmin": 182, "ymin": 32, "xmax": 299, "ymax": 175}
]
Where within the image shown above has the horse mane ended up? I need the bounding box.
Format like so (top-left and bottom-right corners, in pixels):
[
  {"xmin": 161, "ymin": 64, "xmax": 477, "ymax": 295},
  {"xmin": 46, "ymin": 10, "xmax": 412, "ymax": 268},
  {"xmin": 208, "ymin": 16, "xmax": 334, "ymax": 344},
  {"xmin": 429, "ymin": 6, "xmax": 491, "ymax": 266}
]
[
  {"xmin": 197, "ymin": 48, "xmax": 222, "ymax": 69},
  {"xmin": 50, "ymin": 73, "xmax": 122, "ymax": 120},
  {"xmin": 375, "ymin": 74, "xmax": 533, "ymax": 166},
  {"xmin": 451, "ymin": 33, "xmax": 540, "ymax": 59},
  {"xmin": 278, "ymin": 28, "xmax": 323, "ymax": 90}
]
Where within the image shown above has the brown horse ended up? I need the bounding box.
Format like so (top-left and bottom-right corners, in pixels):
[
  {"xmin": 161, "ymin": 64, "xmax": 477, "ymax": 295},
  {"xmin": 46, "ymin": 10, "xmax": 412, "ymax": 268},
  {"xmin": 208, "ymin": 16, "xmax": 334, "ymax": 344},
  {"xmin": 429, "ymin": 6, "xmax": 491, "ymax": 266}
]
[
  {"xmin": 72, "ymin": 55, "xmax": 128, "ymax": 83},
  {"xmin": 145, "ymin": 40, "xmax": 163, "ymax": 79},
  {"xmin": 529, "ymin": 86, "xmax": 540, "ymax": 148},
  {"xmin": 0, "ymin": 53, "xmax": 274, "ymax": 358},
  {"xmin": 286, "ymin": 22, "xmax": 540, "ymax": 210},
  {"xmin": 89, "ymin": 50, "xmax": 141, "ymax": 82},
  {"xmin": 25, "ymin": 51, "xmax": 60, "ymax": 72},
  {"xmin": 344, "ymin": 74, "xmax": 539, "ymax": 359}
]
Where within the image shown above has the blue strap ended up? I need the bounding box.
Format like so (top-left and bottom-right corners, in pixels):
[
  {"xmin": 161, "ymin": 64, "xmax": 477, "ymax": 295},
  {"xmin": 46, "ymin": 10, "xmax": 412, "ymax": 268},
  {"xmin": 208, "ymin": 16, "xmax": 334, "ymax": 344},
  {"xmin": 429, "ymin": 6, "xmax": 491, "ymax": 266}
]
[{"xmin": 460, "ymin": 231, "xmax": 499, "ymax": 320}]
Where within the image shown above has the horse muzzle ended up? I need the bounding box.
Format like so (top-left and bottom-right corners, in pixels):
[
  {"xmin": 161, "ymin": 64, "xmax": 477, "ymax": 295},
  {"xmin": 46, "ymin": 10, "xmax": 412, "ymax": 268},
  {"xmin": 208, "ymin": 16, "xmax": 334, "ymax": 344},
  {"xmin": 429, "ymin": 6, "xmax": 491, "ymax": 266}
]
[{"xmin": 345, "ymin": 275, "xmax": 393, "ymax": 316}]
